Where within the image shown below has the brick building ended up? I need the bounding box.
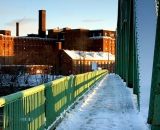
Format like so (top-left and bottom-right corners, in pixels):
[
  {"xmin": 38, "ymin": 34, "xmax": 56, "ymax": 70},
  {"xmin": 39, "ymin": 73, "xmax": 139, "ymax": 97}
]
[
  {"xmin": 64, "ymin": 28, "xmax": 89, "ymax": 51},
  {"xmin": 60, "ymin": 50, "xmax": 115, "ymax": 75},
  {"xmin": 89, "ymin": 30, "xmax": 116, "ymax": 54},
  {"xmin": 0, "ymin": 34, "xmax": 61, "ymax": 74},
  {"xmin": 48, "ymin": 28, "xmax": 116, "ymax": 55},
  {"xmin": 0, "ymin": 34, "xmax": 56, "ymax": 64},
  {"xmin": 0, "ymin": 10, "xmax": 116, "ymax": 75}
]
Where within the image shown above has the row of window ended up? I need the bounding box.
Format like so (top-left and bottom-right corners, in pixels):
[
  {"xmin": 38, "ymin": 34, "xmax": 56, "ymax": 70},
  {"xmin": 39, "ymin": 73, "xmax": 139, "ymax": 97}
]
[
  {"xmin": 90, "ymin": 32, "xmax": 115, "ymax": 37},
  {"xmin": 1, "ymin": 51, "xmax": 11, "ymax": 56},
  {"xmin": 2, "ymin": 38, "xmax": 53, "ymax": 43},
  {"xmin": 2, "ymin": 38, "xmax": 14, "ymax": 41},
  {"xmin": 74, "ymin": 61, "xmax": 114, "ymax": 65},
  {"xmin": 105, "ymin": 41, "xmax": 115, "ymax": 43}
]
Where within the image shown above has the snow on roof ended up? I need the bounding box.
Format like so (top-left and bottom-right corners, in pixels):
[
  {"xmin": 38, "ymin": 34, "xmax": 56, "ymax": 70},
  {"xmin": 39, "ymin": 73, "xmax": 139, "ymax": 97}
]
[{"xmin": 64, "ymin": 50, "xmax": 115, "ymax": 61}]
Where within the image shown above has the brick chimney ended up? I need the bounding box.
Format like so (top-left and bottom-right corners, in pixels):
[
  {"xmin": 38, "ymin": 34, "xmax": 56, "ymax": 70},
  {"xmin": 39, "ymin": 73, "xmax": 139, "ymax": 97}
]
[
  {"xmin": 16, "ymin": 22, "xmax": 19, "ymax": 36},
  {"xmin": 38, "ymin": 10, "xmax": 46, "ymax": 38}
]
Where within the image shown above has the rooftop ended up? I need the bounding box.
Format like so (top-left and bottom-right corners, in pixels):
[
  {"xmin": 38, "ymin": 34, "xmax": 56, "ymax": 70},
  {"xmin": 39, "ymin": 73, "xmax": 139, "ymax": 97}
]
[{"xmin": 64, "ymin": 50, "xmax": 115, "ymax": 61}]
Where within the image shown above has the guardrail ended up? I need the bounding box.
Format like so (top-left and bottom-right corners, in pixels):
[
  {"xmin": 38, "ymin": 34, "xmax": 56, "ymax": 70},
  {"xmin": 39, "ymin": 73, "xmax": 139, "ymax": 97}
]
[{"xmin": 0, "ymin": 70, "xmax": 107, "ymax": 130}]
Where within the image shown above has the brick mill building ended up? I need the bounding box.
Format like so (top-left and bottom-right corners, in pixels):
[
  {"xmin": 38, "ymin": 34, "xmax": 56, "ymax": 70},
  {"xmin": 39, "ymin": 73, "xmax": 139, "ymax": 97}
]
[
  {"xmin": 60, "ymin": 50, "xmax": 115, "ymax": 75},
  {"xmin": 0, "ymin": 10, "xmax": 116, "ymax": 75}
]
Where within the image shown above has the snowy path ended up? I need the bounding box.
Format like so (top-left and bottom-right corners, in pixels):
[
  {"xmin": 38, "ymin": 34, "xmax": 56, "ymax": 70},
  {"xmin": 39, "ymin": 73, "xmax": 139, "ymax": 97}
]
[{"xmin": 55, "ymin": 74, "xmax": 150, "ymax": 130}]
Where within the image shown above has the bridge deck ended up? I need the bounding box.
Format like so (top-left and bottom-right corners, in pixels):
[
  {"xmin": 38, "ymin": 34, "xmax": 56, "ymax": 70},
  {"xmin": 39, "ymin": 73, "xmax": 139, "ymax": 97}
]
[{"xmin": 55, "ymin": 74, "xmax": 149, "ymax": 130}]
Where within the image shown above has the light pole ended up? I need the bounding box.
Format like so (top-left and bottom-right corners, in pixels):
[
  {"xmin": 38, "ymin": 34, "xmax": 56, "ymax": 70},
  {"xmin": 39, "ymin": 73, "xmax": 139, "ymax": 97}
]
[
  {"xmin": 108, "ymin": 51, "xmax": 109, "ymax": 72},
  {"xmin": 83, "ymin": 51, "xmax": 86, "ymax": 73},
  {"xmin": 106, "ymin": 47, "xmax": 109, "ymax": 71}
]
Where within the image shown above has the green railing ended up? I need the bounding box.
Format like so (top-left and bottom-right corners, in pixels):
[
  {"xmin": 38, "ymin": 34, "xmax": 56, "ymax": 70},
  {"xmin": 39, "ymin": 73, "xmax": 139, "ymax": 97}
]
[{"xmin": 0, "ymin": 70, "xmax": 107, "ymax": 130}]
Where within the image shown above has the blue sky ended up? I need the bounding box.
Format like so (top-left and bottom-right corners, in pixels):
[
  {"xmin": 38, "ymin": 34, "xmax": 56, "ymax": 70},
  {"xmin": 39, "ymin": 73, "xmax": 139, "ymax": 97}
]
[{"xmin": 0, "ymin": 0, "xmax": 118, "ymax": 36}]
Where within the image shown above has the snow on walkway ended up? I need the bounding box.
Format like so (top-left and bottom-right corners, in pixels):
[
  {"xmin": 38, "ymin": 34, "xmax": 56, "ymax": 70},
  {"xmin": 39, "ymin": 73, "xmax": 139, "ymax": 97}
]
[{"xmin": 56, "ymin": 74, "xmax": 150, "ymax": 130}]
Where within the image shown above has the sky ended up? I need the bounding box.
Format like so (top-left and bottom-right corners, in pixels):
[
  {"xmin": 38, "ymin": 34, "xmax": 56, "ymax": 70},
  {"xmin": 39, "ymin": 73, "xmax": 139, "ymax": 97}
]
[
  {"xmin": 135, "ymin": 0, "xmax": 156, "ymax": 120},
  {"xmin": 0, "ymin": 0, "xmax": 118, "ymax": 36}
]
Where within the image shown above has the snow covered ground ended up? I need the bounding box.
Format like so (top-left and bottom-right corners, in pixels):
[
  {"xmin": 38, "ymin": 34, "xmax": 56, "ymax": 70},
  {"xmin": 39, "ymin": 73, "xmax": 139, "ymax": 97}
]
[
  {"xmin": 55, "ymin": 74, "xmax": 150, "ymax": 130},
  {"xmin": 1, "ymin": 74, "xmax": 63, "ymax": 87}
]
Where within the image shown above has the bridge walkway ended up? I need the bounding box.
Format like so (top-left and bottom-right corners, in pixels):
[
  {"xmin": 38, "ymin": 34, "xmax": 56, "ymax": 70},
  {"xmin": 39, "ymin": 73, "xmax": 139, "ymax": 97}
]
[{"xmin": 55, "ymin": 74, "xmax": 149, "ymax": 130}]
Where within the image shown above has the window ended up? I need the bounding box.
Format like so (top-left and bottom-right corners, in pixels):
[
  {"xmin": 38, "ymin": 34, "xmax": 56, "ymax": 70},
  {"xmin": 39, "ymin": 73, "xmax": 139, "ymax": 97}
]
[
  {"xmin": 7, "ymin": 51, "xmax": 9, "ymax": 55},
  {"xmin": 74, "ymin": 61, "xmax": 77, "ymax": 66},
  {"xmin": 111, "ymin": 33, "xmax": 115, "ymax": 37},
  {"xmin": 3, "ymin": 51, "xmax": 5, "ymax": 56},
  {"xmin": 102, "ymin": 62, "xmax": 104, "ymax": 68},
  {"xmin": 78, "ymin": 61, "xmax": 80, "ymax": 66}
]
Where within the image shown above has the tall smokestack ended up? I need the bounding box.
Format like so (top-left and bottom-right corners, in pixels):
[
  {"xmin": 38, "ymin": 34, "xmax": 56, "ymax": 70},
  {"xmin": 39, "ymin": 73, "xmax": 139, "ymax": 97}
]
[
  {"xmin": 16, "ymin": 22, "xmax": 19, "ymax": 36},
  {"xmin": 38, "ymin": 10, "xmax": 46, "ymax": 38}
]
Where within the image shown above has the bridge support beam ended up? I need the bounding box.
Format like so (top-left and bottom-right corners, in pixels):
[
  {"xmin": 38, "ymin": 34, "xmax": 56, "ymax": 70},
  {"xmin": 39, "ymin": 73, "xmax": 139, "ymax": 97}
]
[
  {"xmin": 148, "ymin": 0, "xmax": 160, "ymax": 129},
  {"xmin": 116, "ymin": 0, "xmax": 140, "ymax": 109}
]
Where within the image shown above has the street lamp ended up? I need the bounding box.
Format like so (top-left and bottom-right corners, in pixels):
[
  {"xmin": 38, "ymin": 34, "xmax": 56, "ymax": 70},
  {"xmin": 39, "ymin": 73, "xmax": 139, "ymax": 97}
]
[
  {"xmin": 106, "ymin": 47, "xmax": 109, "ymax": 71},
  {"xmin": 83, "ymin": 52, "xmax": 86, "ymax": 73},
  {"xmin": 108, "ymin": 52, "xmax": 109, "ymax": 72}
]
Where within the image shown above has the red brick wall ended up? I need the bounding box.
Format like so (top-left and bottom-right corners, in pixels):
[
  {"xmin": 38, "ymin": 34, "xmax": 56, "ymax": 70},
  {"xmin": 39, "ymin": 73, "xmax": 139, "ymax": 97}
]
[
  {"xmin": 65, "ymin": 29, "xmax": 89, "ymax": 50},
  {"xmin": 0, "ymin": 30, "xmax": 11, "ymax": 36},
  {"xmin": 0, "ymin": 35, "xmax": 14, "ymax": 64},
  {"xmin": 60, "ymin": 51, "xmax": 72, "ymax": 75},
  {"xmin": 0, "ymin": 35, "xmax": 55, "ymax": 65},
  {"xmin": 67, "ymin": 58, "xmax": 115, "ymax": 75}
]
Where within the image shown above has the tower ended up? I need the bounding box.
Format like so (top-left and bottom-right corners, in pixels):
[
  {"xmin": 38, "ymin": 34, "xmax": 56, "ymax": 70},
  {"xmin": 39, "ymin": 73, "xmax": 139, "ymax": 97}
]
[{"xmin": 38, "ymin": 10, "xmax": 46, "ymax": 38}]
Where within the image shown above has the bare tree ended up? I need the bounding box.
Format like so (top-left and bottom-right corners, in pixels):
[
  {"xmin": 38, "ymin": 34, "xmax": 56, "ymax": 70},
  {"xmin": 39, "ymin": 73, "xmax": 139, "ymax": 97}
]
[
  {"xmin": 6, "ymin": 50, "xmax": 37, "ymax": 88},
  {"xmin": 37, "ymin": 45, "xmax": 57, "ymax": 82},
  {"xmin": 75, "ymin": 33, "xmax": 90, "ymax": 73}
]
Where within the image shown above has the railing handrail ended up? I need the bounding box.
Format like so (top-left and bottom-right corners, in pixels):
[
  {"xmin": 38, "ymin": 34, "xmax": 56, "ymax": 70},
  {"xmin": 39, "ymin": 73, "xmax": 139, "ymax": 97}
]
[
  {"xmin": 0, "ymin": 70, "xmax": 107, "ymax": 130},
  {"xmin": 0, "ymin": 84, "xmax": 45, "ymax": 107}
]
